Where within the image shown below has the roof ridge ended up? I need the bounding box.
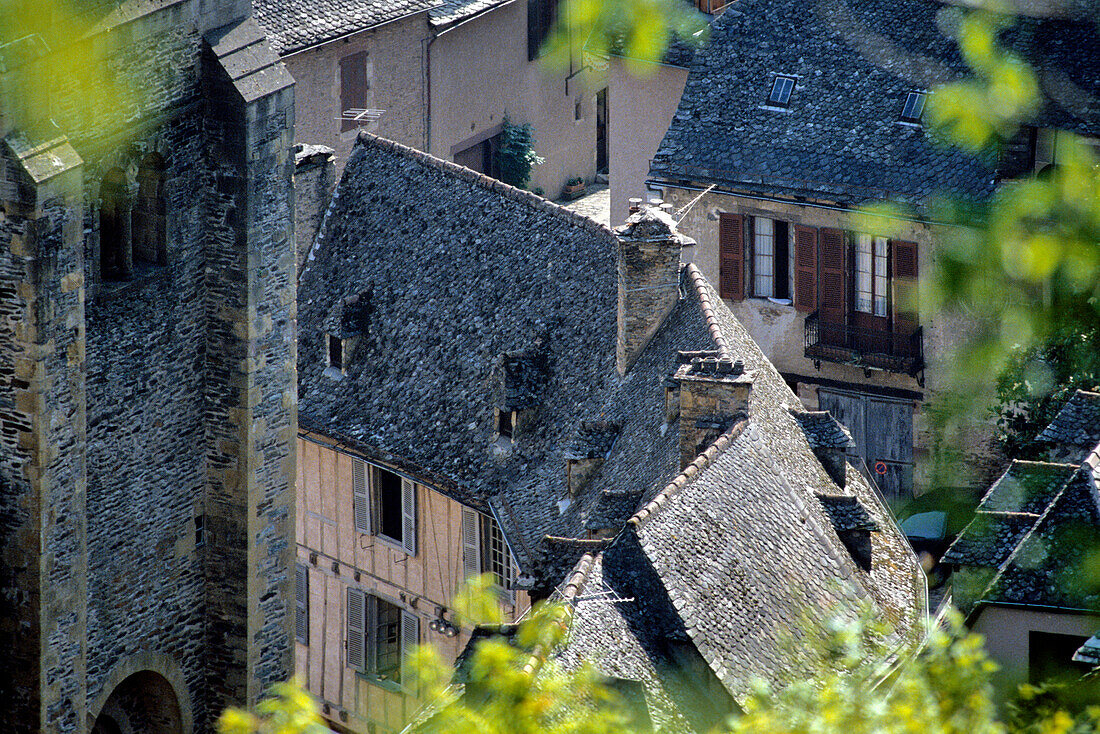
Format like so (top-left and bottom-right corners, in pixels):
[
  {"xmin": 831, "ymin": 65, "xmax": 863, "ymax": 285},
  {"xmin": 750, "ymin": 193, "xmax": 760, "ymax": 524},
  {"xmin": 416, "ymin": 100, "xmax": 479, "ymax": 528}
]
[
  {"xmin": 683, "ymin": 262, "xmax": 732, "ymax": 360},
  {"xmin": 627, "ymin": 418, "xmax": 749, "ymax": 529},
  {"xmin": 1009, "ymin": 459, "xmax": 1081, "ymax": 471},
  {"xmin": 355, "ymin": 132, "xmax": 618, "ymax": 241},
  {"xmin": 519, "ymin": 551, "xmax": 598, "ymax": 678}
]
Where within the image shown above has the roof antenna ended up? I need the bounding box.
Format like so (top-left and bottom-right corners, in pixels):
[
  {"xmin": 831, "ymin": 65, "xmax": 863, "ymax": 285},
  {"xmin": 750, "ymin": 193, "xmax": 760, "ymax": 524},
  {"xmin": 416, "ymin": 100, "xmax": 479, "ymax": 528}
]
[{"xmin": 676, "ymin": 183, "xmax": 715, "ymax": 223}]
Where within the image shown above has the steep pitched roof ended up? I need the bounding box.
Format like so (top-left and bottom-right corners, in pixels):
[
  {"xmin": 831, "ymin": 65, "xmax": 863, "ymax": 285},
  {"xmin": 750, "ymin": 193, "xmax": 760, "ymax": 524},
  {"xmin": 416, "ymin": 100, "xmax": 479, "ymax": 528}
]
[
  {"xmin": 1037, "ymin": 390, "xmax": 1100, "ymax": 451},
  {"xmin": 253, "ymin": 0, "xmax": 440, "ymax": 54},
  {"xmin": 649, "ymin": 0, "xmax": 1100, "ymax": 207},
  {"xmin": 429, "ymin": 0, "xmax": 512, "ymax": 28}
]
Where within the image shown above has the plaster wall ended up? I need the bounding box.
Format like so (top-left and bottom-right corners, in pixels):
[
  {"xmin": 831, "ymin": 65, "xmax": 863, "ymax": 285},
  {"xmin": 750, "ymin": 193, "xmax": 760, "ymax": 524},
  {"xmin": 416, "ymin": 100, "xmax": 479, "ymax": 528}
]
[
  {"xmin": 428, "ymin": 0, "xmax": 598, "ymax": 198},
  {"xmin": 972, "ymin": 607, "xmax": 1100, "ymax": 695},
  {"xmin": 607, "ymin": 57, "xmax": 687, "ymax": 225},
  {"xmin": 282, "ymin": 14, "xmax": 429, "ymax": 172}
]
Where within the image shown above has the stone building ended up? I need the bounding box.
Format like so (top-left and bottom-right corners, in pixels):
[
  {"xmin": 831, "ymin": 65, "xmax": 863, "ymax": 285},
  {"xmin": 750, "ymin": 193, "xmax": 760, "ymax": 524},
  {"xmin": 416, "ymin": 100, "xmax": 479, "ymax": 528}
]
[
  {"xmin": 643, "ymin": 0, "xmax": 1100, "ymax": 498},
  {"xmin": 0, "ymin": 2, "xmax": 297, "ymax": 732},
  {"xmin": 943, "ymin": 390, "xmax": 1100, "ymax": 693},
  {"xmin": 253, "ymin": 0, "xmax": 602, "ymax": 198},
  {"xmin": 297, "ymin": 131, "xmax": 924, "ymax": 731}
]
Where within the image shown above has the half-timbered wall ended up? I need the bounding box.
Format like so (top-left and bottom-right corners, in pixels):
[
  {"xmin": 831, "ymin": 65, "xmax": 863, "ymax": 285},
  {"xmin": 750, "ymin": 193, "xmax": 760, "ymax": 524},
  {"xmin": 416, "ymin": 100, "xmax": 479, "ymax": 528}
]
[{"xmin": 296, "ymin": 433, "xmax": 527, "ymax": 732}]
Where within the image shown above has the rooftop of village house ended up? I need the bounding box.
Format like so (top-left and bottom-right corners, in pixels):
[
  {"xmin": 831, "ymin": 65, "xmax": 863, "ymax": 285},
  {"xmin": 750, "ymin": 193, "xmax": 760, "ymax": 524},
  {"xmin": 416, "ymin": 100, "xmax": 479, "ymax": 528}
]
[
  {"xmin": 297, "ymin": 131, "xmax": 925, "ymax": 721},
  {"xmin": 650, "ymin": 0, "xmax": 1100, "ymax": 207}
]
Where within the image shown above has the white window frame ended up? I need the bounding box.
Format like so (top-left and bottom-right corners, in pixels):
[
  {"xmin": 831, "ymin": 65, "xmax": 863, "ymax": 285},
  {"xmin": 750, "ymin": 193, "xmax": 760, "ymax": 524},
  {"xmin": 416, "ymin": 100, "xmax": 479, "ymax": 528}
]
[
  {"xmin": 753, "ymin": 217, "xmax": 775, "ymax": 298},
  {"xmin": 461, "ymin": 507, "xmax": 516, "ymax": 604},
  {"xmin": 346, "ymin": 588, "xmax": 420, "ymax": 686},
  {"xmin": 855, "ymin": 234, "xmax": 889, "ymax": 316}
]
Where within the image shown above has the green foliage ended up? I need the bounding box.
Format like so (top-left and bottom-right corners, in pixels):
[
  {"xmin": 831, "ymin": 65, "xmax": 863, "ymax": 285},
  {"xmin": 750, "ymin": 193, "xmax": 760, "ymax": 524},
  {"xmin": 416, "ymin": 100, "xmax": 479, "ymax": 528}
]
[
  {"xmin": 1006, "ymin": 681, "xmax": 1100, "ymax": 734},
  {"xmin": 993, "ymin": 327, "xmax": 1100, "ymax": 458},
  {"xmin": 539, "ymin": 0, "xmax": 709, "ymax": 74},
  {"xmin": 409, "ymin": 574, "xmax": 631, "ymax": 734},
  {"xmin": 217, "ymin": 677, "xmax": 330, "ymax": 734},
  {"xmin": 729, "ymin": 609, "xmax": 1004, "ymax": 734},
  {"xmin": 495, "ymin": 116, "xmax": 545, "ymax": 190}
]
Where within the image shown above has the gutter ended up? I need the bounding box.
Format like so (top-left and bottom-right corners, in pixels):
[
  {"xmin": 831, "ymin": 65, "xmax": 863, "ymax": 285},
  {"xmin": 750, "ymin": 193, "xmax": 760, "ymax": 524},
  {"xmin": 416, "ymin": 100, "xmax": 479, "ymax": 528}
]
[
  {"xmin": 967, "ymin": 599, "xmax": 1100, "ymax": 626},
  {"xmin": 647, "ymin": 178, "xmax": 974, "ymax": 229}
]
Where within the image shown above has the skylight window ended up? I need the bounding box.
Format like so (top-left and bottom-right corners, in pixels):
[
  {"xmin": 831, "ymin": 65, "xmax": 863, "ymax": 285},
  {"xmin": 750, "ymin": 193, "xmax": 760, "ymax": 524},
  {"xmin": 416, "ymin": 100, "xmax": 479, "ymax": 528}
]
[
  {"xmin": 768, "ymin": 76, "xmax": 796, "ymax": 107},
  {"xmin": 900, "ymin": 92, "xmax": 926, "ymax": 123}
]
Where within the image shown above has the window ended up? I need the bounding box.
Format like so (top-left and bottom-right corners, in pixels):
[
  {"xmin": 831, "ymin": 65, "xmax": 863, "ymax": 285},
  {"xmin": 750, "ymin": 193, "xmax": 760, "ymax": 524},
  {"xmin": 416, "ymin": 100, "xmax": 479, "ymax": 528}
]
[
  {"xmin": 346, "ymin": 588, "xmax": 419, "ymax": 684},
  {"xmin": 768, "ymin": 76, "xmax": 796, "ymax": 107},
  {"xmin": 453, "ymin": 132, "xmax": 501, "ymax": 178},
  {"xmin": 527, "ymin": 0, "xmax": 559, "ymax": 60},
  {"xmin": 462, "ymin": 507, "xmax": 515, "ymax": 603},
  {"xmin": 133, "ymin": 152, "xmax": 166, "ymax": 265},
  {"xmin": 900, "ymin": 91, "xmax": 925, "ymax": 124},
  {"xmin": 497, "ymin": 409, "xmax": 514, "ymax": 439},
  {"xmin": 100, "ymin": 167, "xmax": 131, "ymax": 280},
  {"xmin": 695, "ymin": 0, "xmax": 728, "ymax": 13},
  {"xmin": 328, "ymin": 334, "xmax": 343, "ymax": 370},
  {"xmin": 296, "ymin": 564, "xmax": 309, "ymax": 644},
  {"xmin": 340, "ymin": 51, "xmax": 369, "ymax": 132},
  {"xmin": 351, "ymin": 459, "xmax": 417, "ymax": 555},
  {"xmin": 751, "ymin": 217, "xmax": 790, "ymax": 299},
  {"xmin": 854, "ymin": 234, "xmax": 888, "ymax": 317}
]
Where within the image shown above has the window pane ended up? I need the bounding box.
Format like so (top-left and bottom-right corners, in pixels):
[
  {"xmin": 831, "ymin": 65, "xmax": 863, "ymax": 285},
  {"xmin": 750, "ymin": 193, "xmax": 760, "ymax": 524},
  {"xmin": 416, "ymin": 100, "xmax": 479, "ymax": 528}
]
[
  {"xmin": 375, "ymin": 599, "xmax": 402, "ymax": 680},
  {"xmin": 754, "ymin": 218, "xmax": 774, "ymax": 297},
  {"xmin": 874, "ymin": 237, "xmax": 888, "ymax": 316},
  {"xmin": 376, "ymin": 468, "xmax": 403, "ymax": 542},
  {"xmin": 855, "ymin": 234, "xmax": 873, "ymax": 313}
]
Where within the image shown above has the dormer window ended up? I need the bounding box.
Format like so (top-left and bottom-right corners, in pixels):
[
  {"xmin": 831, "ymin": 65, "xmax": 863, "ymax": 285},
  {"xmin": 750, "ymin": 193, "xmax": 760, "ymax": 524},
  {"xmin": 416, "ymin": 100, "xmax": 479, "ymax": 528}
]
[
  {"xmin": 497, "ymin": 409, "xmax": 514, "ymax": 440},
  {"xmin": 768, "ymin": 76, "xmax": 796, "ymax": 107},
  {"xmin": 328, "ymin": 334, "xmax": 343, "ymax": 371},
  {"xmin": 900, "ymin": 92, "xmax": 926, "ymax": 124}
]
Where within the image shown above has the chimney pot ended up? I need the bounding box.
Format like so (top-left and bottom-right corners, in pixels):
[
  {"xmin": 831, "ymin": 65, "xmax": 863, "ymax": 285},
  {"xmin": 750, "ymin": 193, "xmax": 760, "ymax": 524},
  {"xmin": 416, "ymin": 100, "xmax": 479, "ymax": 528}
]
[{"xmin": 628, "ymin": 197, "xmax": 643, "ymax": 213}]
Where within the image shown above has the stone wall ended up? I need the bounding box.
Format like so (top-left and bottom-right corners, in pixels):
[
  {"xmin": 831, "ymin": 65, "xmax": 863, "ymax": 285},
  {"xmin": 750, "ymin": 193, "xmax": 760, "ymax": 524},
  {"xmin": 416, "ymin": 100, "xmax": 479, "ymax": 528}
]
[{"xmin": 0, "ymin": 2, "xmax": 297, "ymax": 731}]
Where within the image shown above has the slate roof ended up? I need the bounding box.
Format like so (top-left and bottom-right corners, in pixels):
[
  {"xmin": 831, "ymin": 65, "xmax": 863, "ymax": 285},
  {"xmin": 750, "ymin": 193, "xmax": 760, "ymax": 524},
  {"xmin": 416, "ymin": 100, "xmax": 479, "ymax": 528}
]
[
  {"xmin": 302, "ymin": 133, "xmax": 923, "ymax": 717},
  {"xmin": 429, "ymin": 0, "xmax": 511, "ymax": 28},
  {"xmin": 792, "ymin": 409, "xmax": 856, "ymax": 450},
  {"xmin": 816, "ymin": 493, "xmax": 879, "ymax": 532},
  {"xmin": 649, "ymin": 0, "xmax": 1100, "ymax": 208},
  {"xmin": 1037, "ymin": 390, "xmax": 1100, "ymax": 451},
  {"xmin": 253, "ymin": 0, "xmax": 440, "ymax": 54},
  {"xmin": 945, "ymin": 394, "xmax": 1100, "ymax": 613}
]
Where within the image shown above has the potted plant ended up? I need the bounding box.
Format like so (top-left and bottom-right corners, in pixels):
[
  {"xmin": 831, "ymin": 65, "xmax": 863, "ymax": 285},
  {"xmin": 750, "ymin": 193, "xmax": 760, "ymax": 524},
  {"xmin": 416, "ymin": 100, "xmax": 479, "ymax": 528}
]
[{"xmin": 562, "ymin": 176, "xmax": 585, "ymax": 200}]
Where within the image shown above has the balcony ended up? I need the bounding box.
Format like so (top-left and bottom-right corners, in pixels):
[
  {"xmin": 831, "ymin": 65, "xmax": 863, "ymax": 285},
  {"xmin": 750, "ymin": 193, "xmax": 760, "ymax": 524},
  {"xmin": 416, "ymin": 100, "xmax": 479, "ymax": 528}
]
[{"xmin": 804, "ymin": 310, "xmax": 924, "ymax": 379}]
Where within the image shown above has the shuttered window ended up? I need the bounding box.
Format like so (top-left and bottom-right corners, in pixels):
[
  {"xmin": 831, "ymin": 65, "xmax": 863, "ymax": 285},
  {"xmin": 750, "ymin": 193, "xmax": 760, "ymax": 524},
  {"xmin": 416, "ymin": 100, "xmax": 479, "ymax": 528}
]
[
  {"xmin": 347, "ymin": 587, "xmax": 366, "ymax": 670},
  {"xmin": 462, "ymin": 507, "xmax": 481, "ymax": 580},
  {"xmin": 296, "ymin": 564, "xmax": 309, "ymax": 645},
  {"xmin": 753, "ymin": 217, "xmax": 775, "ymax": 297},
  {"xmin": 339, "ymin": 52, "xmax": 369, "ymax": 132},
  {"xmin": 855, "ymin": 235, "xmax": 889, "ymax": 317},
  {"xmin": 891, "ymin": 240, "xmax": 919, "ymax": 334},
  {"xmin": 718, "ymin": 213, "xmax": 745, "ymax": 300},
  {"xmin": 793, "ymin": 225, "xmax": 817, "ymax": 312},
  {"xmin": 347, "ymin": 588, "xmax": 420, "ymax": 687},
  {"xmin": 352, "ymin": 458, "xmax": 417, "ymax": 555},
  {"xmin": 819, "ymin": 228, "xmax": 847, "ymax": 328}
]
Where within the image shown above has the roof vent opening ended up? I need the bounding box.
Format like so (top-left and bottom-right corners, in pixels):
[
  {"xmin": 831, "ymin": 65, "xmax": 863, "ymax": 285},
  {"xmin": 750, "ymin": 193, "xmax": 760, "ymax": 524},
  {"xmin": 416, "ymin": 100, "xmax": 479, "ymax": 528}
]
[
  {"xmin": 900, "ymin": 91, "xmax": 926, "ymax": 124},
  {"xmin": 768, "ymin": 75, "xmax": 796, "ymax": 107}
]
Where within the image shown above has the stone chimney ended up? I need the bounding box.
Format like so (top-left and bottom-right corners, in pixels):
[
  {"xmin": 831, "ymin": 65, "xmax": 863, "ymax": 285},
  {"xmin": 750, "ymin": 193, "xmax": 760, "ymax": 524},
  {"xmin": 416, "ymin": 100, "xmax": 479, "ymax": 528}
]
[
  {"xmin": 294, "ymin": 144, "xmax": 336, "ymax": 275},
  {"xmin": 563, "ymin": 421, "xmax": 620, "ymax": 496},
  {"xmin": 673, "ymin": 355, "xmax": 753, "ymax": 468},
  {"xmin": 790, "ymin": 410, "xmax": 855, "ymax": 489},
  {"xmin": 615, "ymin": 203, "xmax": 695, "ymax": 375}
]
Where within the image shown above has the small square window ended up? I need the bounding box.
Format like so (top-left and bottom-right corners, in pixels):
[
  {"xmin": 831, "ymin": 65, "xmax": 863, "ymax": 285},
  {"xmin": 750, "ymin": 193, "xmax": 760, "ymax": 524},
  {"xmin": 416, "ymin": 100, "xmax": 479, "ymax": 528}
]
[
  {"xmin": 498, "ymin": 409, "xmax": 514, "ymax": 439},
  {"xmin": 900, "ymin": 92, "xmax": 926, "ymax": 123},
  {"xmin": 575, "ymin": 100, "xmax": 583, "ymax": 121},
  {"xmin": 768, "ymin": 76, "xmax": 796, "ymax": 107}
]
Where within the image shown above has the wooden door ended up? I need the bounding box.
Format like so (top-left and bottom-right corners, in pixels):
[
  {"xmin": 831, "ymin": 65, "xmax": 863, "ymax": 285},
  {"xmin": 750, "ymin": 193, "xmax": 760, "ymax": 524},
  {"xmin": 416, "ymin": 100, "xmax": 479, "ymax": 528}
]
[{"xmin": 818, "ymin": 388, "xmax": 914, "ymax": 500}]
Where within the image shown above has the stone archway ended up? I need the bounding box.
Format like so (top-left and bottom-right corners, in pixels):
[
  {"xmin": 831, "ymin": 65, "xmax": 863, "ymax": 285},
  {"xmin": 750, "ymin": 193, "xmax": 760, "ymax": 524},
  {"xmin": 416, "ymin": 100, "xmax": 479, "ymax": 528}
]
[{"xmin": 92, "ymin": 671, "xmax": 183, "ymax": 734}]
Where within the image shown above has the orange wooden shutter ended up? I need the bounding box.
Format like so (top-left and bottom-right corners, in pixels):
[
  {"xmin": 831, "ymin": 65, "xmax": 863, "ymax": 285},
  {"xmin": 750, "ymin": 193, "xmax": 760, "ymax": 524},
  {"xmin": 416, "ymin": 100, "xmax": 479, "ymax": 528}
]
[
  {"xmin": 719, "ymin": 213, "xmax": 745, "ymax": 301},
  {"xmin": 891, "ymin": 240, "xmax": 919, "ymax": 334},
  {"xmin": 793, "ymin": 225, "xmax": 818, "ymax": 312},
  {"xmin": 819, "ymin": 228, "xmax": 847, "ymax": 328}
]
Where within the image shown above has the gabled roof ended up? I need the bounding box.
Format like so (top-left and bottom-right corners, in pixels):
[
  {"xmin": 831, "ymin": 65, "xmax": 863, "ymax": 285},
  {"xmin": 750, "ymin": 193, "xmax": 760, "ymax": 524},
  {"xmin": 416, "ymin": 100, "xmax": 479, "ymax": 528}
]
[
  {"xmin": 1037, "ymin": 390, "xmax": 1100, "ymax": 451},
  {"xmin": 429, "ymin": 0, "xmax": 512, "ymax": 28},
  {"xmin": 649, "ymin": 0, "xmax": 1100, "ymax": 207},
  {"xmin": 302, "ymin": 133, "xmax": 923, "ymax": 716},
  {"xmin": 253, "ymin": 0, "xmax": 440, "ymax": 54}
]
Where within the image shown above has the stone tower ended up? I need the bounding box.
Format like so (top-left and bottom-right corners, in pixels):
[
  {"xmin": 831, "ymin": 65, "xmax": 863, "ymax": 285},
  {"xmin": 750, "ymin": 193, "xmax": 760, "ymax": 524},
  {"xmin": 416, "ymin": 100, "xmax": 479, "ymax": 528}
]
[{"xmin": 0, "ymin": 2, "xmax": 297, "ymax": 732}]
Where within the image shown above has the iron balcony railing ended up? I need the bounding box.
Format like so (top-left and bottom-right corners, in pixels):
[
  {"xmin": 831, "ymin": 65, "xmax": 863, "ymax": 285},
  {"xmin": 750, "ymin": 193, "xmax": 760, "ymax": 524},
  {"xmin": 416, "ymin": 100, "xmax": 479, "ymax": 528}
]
[{"xmin": 804, "ymin": 310, "xmax": 924, "ymax": 377}]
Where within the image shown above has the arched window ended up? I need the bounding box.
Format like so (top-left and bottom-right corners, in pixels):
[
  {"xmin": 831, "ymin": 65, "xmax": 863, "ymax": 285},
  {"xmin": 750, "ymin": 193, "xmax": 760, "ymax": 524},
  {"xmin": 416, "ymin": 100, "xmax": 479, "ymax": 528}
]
[
  {"xmin": 133, "ymin": 152, "xmax": 166, "ymax": 265},
  {"xmin": 99, "ymin": 167, "xmax": 132, "ymax": 280}
]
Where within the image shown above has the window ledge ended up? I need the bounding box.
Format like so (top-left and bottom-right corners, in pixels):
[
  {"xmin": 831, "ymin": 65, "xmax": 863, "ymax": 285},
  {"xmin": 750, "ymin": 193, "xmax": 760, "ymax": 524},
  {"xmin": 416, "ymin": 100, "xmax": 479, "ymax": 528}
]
[
  {"xmin": 323, "ymin": 366, "xmax": 345, "ymax": 380},
  {"xmin": 356, "ymin": 671, "xmax": 406, "ymax": 694},
  {"xmin": 758, "ymin": 104, "xmax": 791, "ymax": 113}
]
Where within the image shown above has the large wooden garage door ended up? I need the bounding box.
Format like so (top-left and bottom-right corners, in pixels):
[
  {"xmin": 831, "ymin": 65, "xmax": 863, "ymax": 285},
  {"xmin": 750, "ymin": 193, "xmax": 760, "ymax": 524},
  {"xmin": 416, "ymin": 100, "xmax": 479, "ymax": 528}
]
[{"xmin": 818, "ymin": 388, "xmax": 915, "ymax": 500}]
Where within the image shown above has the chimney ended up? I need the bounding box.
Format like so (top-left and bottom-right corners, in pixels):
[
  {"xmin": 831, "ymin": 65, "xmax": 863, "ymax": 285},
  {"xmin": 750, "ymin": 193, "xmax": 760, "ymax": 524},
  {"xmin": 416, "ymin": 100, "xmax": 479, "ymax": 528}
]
[
  {"xmin": 673, "ymin": 355, "xmax": 753, "ymax": 468},
  {"xmin": 790, "ymin": 410, "xmax": 855, "ymax": 488},
  {"xmin": 815, "ymin": 494, "xmax": 879, "ymax": 572},
  {"xmin": 294, "ymin": 144, "xmax": 336, "ymax": 275},
  {"xmin": 615, "ymin": 203, "xmax": 695, "ymax": 375}
]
